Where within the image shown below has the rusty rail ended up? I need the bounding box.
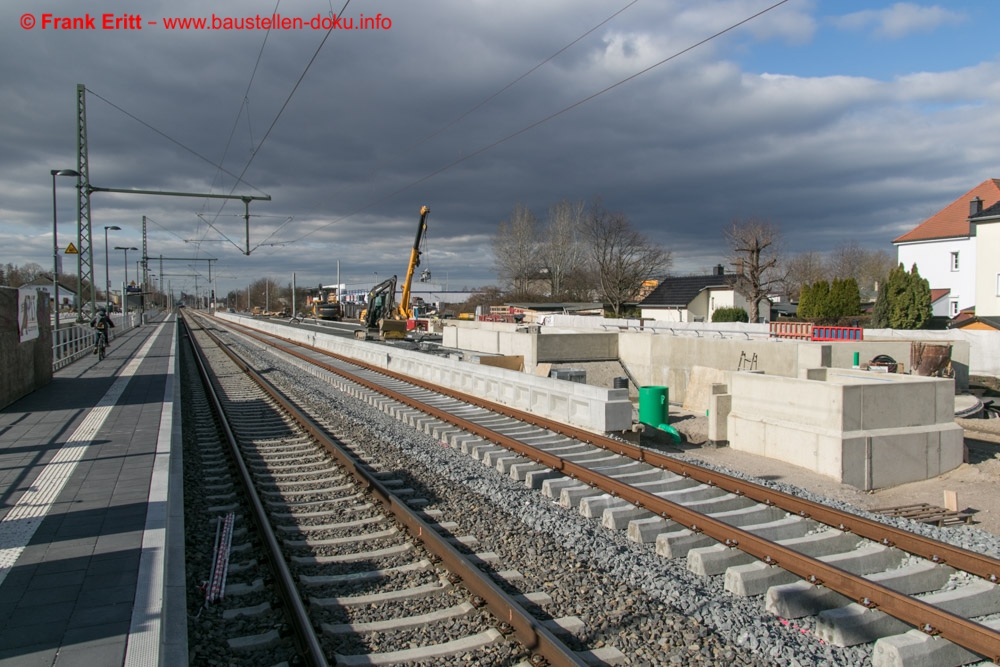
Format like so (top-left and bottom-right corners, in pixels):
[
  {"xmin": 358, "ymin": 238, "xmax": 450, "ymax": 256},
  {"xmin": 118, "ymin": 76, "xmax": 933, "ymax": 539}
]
[{"xmin": 188, "ymin": 312, "xmax": 587, "ymax": 667}]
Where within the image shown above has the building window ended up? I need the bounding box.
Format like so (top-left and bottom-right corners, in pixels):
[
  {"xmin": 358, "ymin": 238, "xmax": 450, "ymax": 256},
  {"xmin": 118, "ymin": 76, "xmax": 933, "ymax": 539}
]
[
  {"xmin": 950, "ymin": 252, "xmax": 959, "ymax": 271},
  {"xmin": 950, "ymin": 300, "xmax": 959, "ymax": 317}
]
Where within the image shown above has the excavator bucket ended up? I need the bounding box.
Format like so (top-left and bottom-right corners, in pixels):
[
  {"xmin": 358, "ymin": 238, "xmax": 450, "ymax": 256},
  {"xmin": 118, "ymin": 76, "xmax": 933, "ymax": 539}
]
[{"xmin": 379, "ymin": 319, "xmax": 407, "ymax": 339}]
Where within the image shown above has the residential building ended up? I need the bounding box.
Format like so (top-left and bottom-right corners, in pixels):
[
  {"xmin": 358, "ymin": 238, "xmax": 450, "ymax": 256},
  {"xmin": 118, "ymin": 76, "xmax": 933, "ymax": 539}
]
[
  {"xmin": 893, "ymin": 178, "xmax": 1000, "ymax": 317},
  {"xmin": 639, "ymin": 265, "xmax": 749, "ymax": 322},
  {"xmin": 20, "ymin": 275, "xmax": 78, "ymax": 309},
  {"xmin": 970, "ymin": 199, "xmax": 1000, "ymax": 318}
]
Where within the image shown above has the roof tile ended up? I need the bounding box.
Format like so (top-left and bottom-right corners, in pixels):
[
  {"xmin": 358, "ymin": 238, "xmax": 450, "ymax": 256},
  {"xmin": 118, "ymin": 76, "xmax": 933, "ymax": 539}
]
[{"xmin": 894, "ymin": 179, "xmax": 1000, "ymax": 243}]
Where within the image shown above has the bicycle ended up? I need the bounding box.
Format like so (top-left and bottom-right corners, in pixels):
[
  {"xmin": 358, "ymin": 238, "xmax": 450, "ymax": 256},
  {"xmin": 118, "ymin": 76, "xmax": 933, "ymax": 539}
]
[{"xmin": 94, "ymin": 330, "xmax": 109, "ymax": 360}]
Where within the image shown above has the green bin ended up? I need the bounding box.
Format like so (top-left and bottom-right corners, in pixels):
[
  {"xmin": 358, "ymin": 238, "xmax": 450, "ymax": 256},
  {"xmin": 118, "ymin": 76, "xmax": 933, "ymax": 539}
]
[{"xmin": 638, "ymin": 386, "xmax": 668, "ymax": 426}]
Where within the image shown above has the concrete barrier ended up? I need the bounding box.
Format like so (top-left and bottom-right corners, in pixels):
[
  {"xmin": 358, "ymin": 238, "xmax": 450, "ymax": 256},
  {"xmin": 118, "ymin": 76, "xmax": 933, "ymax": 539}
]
[
  {"xmin": 0, "ymin": 287, "xmax": 52, "ymax": 409},
  {"xmin": 727, "ymin": 369, "xmax": 963, "ymax": 490},
  {"xmin": 216, "ymin": 313, "xmax": 632, "ymax": 433}
]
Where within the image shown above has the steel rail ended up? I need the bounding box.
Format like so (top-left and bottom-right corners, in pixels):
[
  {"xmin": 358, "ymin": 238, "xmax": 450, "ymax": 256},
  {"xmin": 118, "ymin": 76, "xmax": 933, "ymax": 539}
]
[
  {"xmin": 191, "ymin": 312, "xmax": 587, "ymax": 667},
  {"xmin": 180, "ymin": 314, "xmax": 330, "ymax": 667},
  {"xmin": 209, "ymin": 315, "xmax": 1000, "ymax": 662}
]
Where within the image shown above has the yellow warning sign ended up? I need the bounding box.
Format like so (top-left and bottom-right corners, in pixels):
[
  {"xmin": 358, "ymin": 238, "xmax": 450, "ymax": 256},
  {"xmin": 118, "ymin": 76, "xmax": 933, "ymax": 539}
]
[{"xmin": 64, "ymin": 242, "xmax": 78, "ymax": 254}]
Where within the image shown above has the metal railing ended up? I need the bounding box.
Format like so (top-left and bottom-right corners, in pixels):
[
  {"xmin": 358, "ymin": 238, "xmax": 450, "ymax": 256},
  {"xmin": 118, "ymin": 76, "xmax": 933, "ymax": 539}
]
[{"xmin": 51, "ymin": 309, "xmax": 160, "ymax": 371}]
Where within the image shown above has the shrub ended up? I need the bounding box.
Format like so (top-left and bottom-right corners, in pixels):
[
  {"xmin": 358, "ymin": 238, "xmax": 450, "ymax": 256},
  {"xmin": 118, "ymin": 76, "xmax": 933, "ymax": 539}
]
[{"xmin": 712, "ymin": 307, "xmax": 749, "ymax": 323}]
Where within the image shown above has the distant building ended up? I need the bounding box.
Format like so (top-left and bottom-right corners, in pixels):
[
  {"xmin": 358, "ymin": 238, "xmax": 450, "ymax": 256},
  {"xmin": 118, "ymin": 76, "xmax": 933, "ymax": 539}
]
[
  {"xmin": 894, "ymin": 178, "xmax": 1000, "ymax": 318},
  {"xmin": 638, "ymin": 265, "xmax": 750, "ymax": 322},
  {"xmin": 20, "ymin": 275, "xmax": 78, "ymax": 308}
]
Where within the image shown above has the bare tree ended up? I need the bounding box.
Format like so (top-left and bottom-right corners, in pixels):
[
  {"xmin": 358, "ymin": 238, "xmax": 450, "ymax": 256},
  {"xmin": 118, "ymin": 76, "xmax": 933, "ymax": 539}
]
[
  {"xmin": 829, "ymin": 241, "xmax": 894, "ymax": 294},
  {"xmin": 858, "ymin": 248, "xmax": 895, "ymax": 295},
  {"xmin": 538, "ymin": 199, "xmax": 585, "ymax": 299},
  {"xmin": 725, "ymin": 217, "xmax": 783, "ymax": 323},
  {"xmin": 582, "ymin": 200, "xmax": 672, "ymax": 317},
  {"xmin": 783, "ymin": 251, "xmax": 826, "ymax": 301},
  {"xmin": 492, "ymin": 203, "xmax": 540, "ymax": 297}
]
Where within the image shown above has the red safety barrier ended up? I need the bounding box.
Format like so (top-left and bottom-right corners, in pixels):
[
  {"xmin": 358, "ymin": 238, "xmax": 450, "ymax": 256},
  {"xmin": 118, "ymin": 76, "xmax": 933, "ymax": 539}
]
[
  {"xmin": 769, "ymin": 322, "xmax": 813, "ymax": 340},
  {"xmin": 811, "ymin": 326, "xmax": 863, "ymax": 341}
]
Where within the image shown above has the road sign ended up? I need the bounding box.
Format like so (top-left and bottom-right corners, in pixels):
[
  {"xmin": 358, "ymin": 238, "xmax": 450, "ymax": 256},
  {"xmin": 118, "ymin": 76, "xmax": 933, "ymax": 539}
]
[{"xmin": 65, "ymin": 242, "xmax": 78, "ymax": 254}]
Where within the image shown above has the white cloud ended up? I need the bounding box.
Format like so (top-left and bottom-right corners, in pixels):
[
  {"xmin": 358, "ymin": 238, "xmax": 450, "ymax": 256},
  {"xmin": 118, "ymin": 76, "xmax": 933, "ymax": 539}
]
[{"xmin": 831, "ymin": 3, "xmax": 965, "ymax": 39}]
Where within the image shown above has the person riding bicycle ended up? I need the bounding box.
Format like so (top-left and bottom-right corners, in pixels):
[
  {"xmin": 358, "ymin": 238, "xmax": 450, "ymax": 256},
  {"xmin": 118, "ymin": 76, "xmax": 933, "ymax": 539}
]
[{"xmin": 90, "ymin": 307, "xmax": 115, "ymax": 354}]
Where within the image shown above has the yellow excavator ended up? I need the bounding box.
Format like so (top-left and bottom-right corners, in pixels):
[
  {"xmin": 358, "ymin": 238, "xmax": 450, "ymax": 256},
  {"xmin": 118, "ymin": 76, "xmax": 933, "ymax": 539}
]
[{"xmin": 356, "ymin": 206, "xmax": 430, "ymax": 340}]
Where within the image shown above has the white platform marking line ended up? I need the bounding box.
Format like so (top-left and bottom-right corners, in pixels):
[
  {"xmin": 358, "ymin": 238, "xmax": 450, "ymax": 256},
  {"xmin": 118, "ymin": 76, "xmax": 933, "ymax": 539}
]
[
  {"xmin": 0, "ymin": 323, "xmax": 166, "ymax": 587},
  {"xmin": 124, "ymin": 320, "xmax": 176, "ymax": 667}
]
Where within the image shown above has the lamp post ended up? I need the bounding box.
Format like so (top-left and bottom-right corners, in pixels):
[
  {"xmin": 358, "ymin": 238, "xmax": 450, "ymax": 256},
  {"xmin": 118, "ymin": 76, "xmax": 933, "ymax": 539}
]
[
  {"xmin": 115, "ymin": 246, "xmax": 137, "ymax": 313},
  {"xmin": 50, "ymin": 169, "xmax": 79, "ymax": 333},
  {"xmin": 103, "ymin": 225, "xmax": 121, "ymax": 310}
]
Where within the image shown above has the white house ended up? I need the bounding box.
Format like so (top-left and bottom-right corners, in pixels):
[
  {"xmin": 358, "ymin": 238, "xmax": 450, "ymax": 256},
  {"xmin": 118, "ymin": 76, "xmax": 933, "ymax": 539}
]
[
  {"xmin": 639, "ymin": 265, "xmax": 750, "ymax": 322},
  {"xmin": 970, "ymin": 199, "xmax": 1000, "ymax": 318},
  {"xmin": 893, "ymin": 179, "xmax": 1000, "ymax": 318}
]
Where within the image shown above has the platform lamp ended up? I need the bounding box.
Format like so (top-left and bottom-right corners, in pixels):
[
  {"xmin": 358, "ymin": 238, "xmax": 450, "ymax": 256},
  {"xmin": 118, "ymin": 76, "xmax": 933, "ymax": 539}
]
[
  {"xmin": 115, "ymin": 246, "xmax": 137, "ymax": 313},
  {"xmin": 50, "ymin": 169, "xmax": 80, "ymax": 332},
  {"xmin": 103, "ymin": 225, "xmax": 121, "ymax": 311}
]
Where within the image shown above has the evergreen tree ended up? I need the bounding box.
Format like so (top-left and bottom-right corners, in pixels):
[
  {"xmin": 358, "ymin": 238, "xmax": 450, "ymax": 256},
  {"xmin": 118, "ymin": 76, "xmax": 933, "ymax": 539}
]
[
  {"xmin": 810, "ymin": 280, "xmax": 832, "ymax": 318},
  {"xmin": 829, "ymin": 277, "xmax": 861, "ymax": 317},
  {"xmin": 872, "ymin": 264, "xmax": 931, "ymax": 329},
  {"xmin": 796, "ymin": 282, "xmax": 812, "ymax": 318}
]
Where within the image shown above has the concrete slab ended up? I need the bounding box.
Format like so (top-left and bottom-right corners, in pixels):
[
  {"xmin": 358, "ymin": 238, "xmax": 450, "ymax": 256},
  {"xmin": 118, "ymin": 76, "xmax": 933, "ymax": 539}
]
[{"xmin": 872, "ymin": 617, "xmax": 1000, "ymax": 667}]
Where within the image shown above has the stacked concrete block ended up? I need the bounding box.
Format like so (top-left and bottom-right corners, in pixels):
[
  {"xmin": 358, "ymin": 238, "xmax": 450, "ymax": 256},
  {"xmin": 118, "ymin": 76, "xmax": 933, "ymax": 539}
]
[{"xmin": 727, "ymin": 369, "xmax": 964, "ymax": 490}]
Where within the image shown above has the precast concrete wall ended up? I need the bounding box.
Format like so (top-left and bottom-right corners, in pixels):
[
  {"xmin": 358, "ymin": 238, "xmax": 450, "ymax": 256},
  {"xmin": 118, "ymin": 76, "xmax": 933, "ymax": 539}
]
[
  {"xmin": 535, "ymin": 333, "xmax": 617, "ymax": 363},
  {"xmin": 0, "ymin": 287, "xmax": 52, "ymax": 409},
  {"xmin": 217, "ymin": 314, "xmax": 631, "ymax": 433},
  {"xmin": 825, "ymin": 340, "xmax": 970, "ymax": 392},
  {"xmin": 728, "ymin": 369, "xmax": 963, "ymax": 490},
  {"xmin": 547, "ymin": 315, "xmax": 999, "ymax": 378},
  {"xmin": 617, "ymin": 333, "xmax": 826, "ymax": 404}
]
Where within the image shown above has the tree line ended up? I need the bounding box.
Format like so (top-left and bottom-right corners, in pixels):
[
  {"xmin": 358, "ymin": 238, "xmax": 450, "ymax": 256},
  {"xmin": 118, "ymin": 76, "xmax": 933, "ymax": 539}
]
[{"xmin": 492, "ymin": 198, "xmax": 671, "ymax": 316}]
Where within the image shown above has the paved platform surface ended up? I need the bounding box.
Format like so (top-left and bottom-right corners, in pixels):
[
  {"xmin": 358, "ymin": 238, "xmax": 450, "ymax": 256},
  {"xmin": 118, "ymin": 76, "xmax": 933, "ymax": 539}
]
[{"xmin": 0, "ymin": 315, "xmax": 183, "ymax": 667}]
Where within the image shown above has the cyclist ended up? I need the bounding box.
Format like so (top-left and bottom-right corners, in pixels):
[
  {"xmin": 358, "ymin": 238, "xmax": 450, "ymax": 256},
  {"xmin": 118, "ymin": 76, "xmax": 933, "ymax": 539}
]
[{"xmin": 90, "ymin": 307, "xmax": 115, "ymax": 354}]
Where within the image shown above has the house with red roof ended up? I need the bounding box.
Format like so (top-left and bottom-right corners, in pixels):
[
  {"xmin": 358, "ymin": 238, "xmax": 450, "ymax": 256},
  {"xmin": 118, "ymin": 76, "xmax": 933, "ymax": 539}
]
[
  {"xmin": 893, "ymin": 179, "xmax": 1000, "ymax": 318},
  {"xmin": 969, "ymin": 198, "xmax": 1000, "ymax": 320}
]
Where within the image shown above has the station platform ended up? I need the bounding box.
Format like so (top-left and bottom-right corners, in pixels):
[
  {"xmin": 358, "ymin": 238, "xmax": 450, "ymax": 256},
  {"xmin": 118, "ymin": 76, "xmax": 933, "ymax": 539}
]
[{"xmin": 0, "ymin": 314, "xmax": 184, "ymax": 666}]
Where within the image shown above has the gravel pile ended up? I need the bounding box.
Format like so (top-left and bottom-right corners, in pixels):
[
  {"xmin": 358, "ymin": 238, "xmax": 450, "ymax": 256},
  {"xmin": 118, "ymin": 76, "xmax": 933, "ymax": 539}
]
[{"xmin": 223, "ymin": 332, "xmax": 882, "ymax": 666}]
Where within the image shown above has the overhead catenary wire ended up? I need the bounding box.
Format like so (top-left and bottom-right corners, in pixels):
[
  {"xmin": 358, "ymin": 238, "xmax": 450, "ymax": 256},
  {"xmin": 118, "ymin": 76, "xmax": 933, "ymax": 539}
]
[
  {"xmin": 285, "ymin": 0, "xmax": 791, "ymax": 246},
  {"xmin": 202, "ymin": 0, "xmax": 353, "ymax": 253}
]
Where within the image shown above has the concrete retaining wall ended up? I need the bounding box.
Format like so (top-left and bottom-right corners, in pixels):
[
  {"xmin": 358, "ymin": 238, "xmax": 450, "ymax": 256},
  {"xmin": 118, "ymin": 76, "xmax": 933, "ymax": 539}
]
[
  {"xmin": 217, "ymin": 313, "xmax": 632, "ymax": 433},
  {"xmin": 727, "ymin": 369, "xmax": 963, "ymax": 490},
  {"xmin": 0, "ymin": 287, "xmax": 52, "ymax": 409},
  {"xmin": 548, "ymin": 314, "xmax": 1000, "ymax": 377}
]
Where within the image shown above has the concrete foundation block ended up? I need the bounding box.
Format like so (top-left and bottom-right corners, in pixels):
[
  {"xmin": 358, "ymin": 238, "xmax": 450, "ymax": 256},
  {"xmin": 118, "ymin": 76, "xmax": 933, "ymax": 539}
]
[
  {"xmin": 541, "ymin": 477, "xmax": 584, "ymax": 499},
  {"xmin": 815, "ymin": 604, "xmax": 909, "ymax": 647},
  {"xmin": 603, "ymin": 505, "xmax": 654, "ymax": 531},
  {"xmin": 686, "ymin": 493, "xmax": 757, "ymax": 514},
  {"xmin": 687, "ymin": 543, "xmax": 757, "ymax": 576},
  {"xmin": 597, "ymin": 469, "xmax": 666, "ymax": 486},
  {"xmin": 579, "ymin": 495, "xmax": 632, "ymax": 518},
  {"xmin": 560, "ymin": 485, "xmax": 601, "ymax": 509},
  {"xmin": 525, "ymin": 469, "xmax": 563, "ymax": 490},
  {"xmin": 509, "ymin": 462, "xmax": 548, "ymax": 481},
  {"xmin": 710, "ymin": 505, "xmax": 786, "ymax": 528},
  {"xmin": 872, "ymin": 618, "xmax": 1000, "ymax": 667},
  {"xmin": 766, "ymin": 581, "xmax": 852, "ymax": 619},
  {"xmin": 589, "ymin": 462, "xmax": 648, "ymax": 477},
  {"xmin": 724, "ymin": 562, "xmax": 800, "ymax": 597},
  {"xmin": 655, "ymin": 529, "xmax": 716, "ymax": 559},
  {"xmin": 470, "ymin": 444, "xmax": 505, "ymax": 461},
  {"xmin": 820, "ymin": 543, "xmax": 906, "ymax": 575},
  {"xmin": 866, "ymin": 561, "xmax": 955, "ymax": 595},
  {"xmin": 627, "ymin": 517, "xmax": 672, "ymax": 543}
]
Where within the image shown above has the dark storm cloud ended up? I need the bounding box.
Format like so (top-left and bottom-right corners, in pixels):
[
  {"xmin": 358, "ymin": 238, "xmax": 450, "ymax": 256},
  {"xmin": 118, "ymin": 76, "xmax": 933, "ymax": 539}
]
[{"xmin": 3, "ymin": 0, "xmax": 999, "ymax": 297}]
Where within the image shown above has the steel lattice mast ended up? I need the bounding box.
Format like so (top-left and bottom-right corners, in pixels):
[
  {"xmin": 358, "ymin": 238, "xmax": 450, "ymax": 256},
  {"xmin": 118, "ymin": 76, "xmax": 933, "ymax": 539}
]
[{"xmin": 76, "ymin": 83, "xmax": 96, "ymax": 318}]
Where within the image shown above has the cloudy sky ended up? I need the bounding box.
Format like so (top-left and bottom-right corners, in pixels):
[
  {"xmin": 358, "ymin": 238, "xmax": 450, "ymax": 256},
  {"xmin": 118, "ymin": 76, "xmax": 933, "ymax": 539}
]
[{"xmin": 3, "ymin": 0, "xmax": 999, "ymax": 298}]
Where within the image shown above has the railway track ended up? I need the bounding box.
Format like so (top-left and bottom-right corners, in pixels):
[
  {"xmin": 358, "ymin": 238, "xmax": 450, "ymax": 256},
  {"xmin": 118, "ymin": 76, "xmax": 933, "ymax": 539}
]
[
  {"xmin": 195, "ymin": 311, "xmax": 1000, "ymax": 667},
  {"xmin": 180, "ymin": 313, "xmax": 614, "ymax": 666}
]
